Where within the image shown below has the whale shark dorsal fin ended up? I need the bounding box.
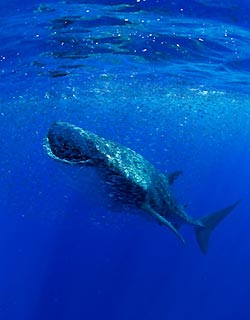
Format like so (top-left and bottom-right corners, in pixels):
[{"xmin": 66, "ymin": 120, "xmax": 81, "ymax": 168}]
[
  {"xmin": 168, "ymin": 170, "xmax": 183, "ymax": 185},
  {"xmin": 142, "ymin": 204, "xmax": 185, "ymax": 245}
]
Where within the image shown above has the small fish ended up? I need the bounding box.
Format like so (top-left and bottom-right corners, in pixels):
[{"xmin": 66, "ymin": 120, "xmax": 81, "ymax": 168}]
[{"xmin": 44, "ymin": 121, "xmax": 240, "ymax": 254}]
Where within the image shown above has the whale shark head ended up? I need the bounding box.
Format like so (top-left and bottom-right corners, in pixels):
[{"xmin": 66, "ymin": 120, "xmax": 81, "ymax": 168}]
[{"xmin": 44, "ymin": 121, "xmax": 93, "ymax": 165}]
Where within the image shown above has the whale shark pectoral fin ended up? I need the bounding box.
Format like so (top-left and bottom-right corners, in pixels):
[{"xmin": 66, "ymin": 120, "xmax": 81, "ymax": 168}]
[
  {"xmin": 141, "ymin": 204, "xmax": 185, "ymax": 245},
  {"xmin": 168, "ymin": 170, "xmax": 183, "ymax": 185}
]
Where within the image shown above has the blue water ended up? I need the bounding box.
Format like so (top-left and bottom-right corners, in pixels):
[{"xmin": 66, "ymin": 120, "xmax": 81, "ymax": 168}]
[{"xmin": 1, "ymin": 0, "xmax": 250, "ymax": 319}]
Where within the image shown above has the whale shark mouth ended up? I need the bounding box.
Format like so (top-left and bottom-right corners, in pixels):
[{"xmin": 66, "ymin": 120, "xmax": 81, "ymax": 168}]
[{"xmin": 44, "ymin": 121, "xmax": 92, "ymax": 165}]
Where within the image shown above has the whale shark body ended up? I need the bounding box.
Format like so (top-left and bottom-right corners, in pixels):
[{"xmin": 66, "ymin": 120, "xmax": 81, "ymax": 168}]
[{"xmin": 44, "ymin": 121, "xmax": 239, "ymax": 254}]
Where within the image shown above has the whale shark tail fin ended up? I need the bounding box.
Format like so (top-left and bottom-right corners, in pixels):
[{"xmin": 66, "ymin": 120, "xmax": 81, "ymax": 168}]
[{"xmin": 195, "ymin": 200, "xmax": 240, "ymax": 254}]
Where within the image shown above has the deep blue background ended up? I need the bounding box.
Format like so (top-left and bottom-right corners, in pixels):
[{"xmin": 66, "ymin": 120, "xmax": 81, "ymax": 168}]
[{"xmin": 0, "ymin": 0, "xmax": 250, "ymax": 319}]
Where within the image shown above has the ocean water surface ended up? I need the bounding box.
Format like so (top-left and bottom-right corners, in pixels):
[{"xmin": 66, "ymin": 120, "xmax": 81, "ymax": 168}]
[{"xmin": 0, "ymin": 0, "xmax": 250, "ymax": 319}]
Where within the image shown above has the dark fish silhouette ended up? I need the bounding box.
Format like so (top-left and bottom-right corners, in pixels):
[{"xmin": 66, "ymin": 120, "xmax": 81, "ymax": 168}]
[{"xmin": 44, "ymin": 121, "xmax": 240, "ymax": 254}]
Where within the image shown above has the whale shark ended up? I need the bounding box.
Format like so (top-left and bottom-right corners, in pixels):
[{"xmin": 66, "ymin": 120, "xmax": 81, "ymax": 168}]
[{"xmin": 44, "ymin": 121, "xmax": 240, "ymax": 254}]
